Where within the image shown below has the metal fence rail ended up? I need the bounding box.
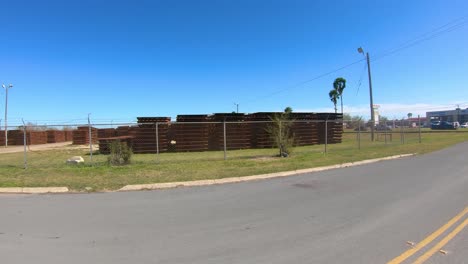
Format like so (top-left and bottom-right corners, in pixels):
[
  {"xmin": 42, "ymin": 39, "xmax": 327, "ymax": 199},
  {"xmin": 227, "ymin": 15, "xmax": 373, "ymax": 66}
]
[{"xmin": 1, "ymin": 118, "xmax": 463, "ymax": 169}]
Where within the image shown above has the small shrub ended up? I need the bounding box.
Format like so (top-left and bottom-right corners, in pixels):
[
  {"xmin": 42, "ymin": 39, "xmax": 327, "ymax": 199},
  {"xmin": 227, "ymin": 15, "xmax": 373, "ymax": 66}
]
[
  {"xmin": 266, "ymin": 111, "xmax": 295, "ymax": 157},
  {"xmin": 107, "ymin": 140, "xmax": 133, "ymax": 165}
]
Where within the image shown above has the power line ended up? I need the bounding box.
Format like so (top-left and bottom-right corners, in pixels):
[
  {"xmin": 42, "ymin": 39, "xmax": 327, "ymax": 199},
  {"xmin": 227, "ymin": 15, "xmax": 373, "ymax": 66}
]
[
  {"xmin": 244, "ymin": 58, "xmax": 365, "ymax": 104},
  {"xmin": 374, "ymin": 16, "xmax": 467, "ymax": 59},
  {"xmin": 355, "ymin": 62, "xmax": 368, "ymax": 96},
  {"xmin": 242, "ymin": 15, "xmax": 468, "ymax": 106},
  {"xmin": 373, "ymin": 17, "xmax": 468, "ymax": 61}
]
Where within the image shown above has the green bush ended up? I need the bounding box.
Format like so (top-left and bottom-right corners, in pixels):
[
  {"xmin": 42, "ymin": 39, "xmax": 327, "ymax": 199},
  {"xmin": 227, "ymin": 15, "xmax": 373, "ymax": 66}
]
[
  {"xmin": 107, "ymin": 140, "xmax": 133, "ymax": 165},
  {"xmin": 266, "ymin": 111, "xmax": 295, "ymax": 157}
]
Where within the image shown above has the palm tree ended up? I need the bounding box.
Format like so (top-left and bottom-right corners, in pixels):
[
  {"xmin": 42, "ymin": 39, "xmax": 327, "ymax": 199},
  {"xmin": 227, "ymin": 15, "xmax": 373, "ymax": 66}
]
[
  {"xmin": 329, "ymin": 89, "xmax": 339, "ymax": 113},
  {"xmin": 407, "ymin": 113, "xmax": 413, "ymax": 119},
  {"xmin": 333, "ymin": 77, "xmax": 346, "ymax": 114}
]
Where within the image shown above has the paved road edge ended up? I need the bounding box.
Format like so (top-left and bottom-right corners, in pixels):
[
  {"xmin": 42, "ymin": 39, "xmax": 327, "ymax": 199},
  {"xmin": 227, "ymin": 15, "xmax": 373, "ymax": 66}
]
[
  {"xmin": 119, "ymin": 154, "xmax": 415, "ymax": 192},
  {"xmin": 0, "ymin": 187, "xmax": 69, "ymax": 194},
  {"xmin": 0, "ymin": 154, "xmax": 414, "ymax": 194}
]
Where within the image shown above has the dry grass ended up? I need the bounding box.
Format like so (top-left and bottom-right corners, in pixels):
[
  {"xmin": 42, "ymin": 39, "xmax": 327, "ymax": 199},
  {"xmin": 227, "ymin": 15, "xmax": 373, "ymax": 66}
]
[{"xmin": 0, "ymin": 131, "xmax": 466, "ymax": 191}]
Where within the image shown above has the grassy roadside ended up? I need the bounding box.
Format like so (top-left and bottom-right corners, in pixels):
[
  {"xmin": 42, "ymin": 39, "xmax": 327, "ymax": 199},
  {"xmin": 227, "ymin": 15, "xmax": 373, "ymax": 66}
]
[{"xmin": 0, "ymin": 132, "xmax": 467, "ymax": 191}]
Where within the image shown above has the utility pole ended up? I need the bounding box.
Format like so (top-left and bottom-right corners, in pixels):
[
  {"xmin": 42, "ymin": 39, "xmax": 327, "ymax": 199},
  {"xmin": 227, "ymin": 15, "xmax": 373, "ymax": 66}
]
[
  {"xmin": 2, "ymin": 84, "xmax": 13, "ymax": 147},
  {"xmin": 357, "ymin": 48, "xmax": 375, "ymax": 141}
]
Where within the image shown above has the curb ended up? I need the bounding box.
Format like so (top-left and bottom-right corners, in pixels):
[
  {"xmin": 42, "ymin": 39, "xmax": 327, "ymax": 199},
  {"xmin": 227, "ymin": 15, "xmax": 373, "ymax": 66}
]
[
  {"xmin": 118, "ymin": 154, "xmax": 415, "ymax": 192},
  {"xmin": 0, "ymin": 187, "xmax": 69, "ymax": 194}
]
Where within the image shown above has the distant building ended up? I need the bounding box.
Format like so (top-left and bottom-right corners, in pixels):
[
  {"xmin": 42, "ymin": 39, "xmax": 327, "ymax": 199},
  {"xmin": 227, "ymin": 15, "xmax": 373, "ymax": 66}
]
[
  {"xmin": 373, "ymin": 104, "xmax": 380, "ymax": 125},
  {"xmin": 407, "ymin": 117, "xmax": 427, "ymax": 127},
  {"xmin": 426, "ymin": 108, "xmax": 468, "ymax": 124}
]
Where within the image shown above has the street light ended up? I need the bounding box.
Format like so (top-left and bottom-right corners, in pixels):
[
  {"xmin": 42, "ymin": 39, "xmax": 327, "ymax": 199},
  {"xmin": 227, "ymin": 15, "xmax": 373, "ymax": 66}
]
[
  {"xmin": 357, "ymin": 47, "xmax": 375, "ymax": 141},
  {"xmin": 2, "ymin": 83, "xmax": 13, "ymax": 147},
  {"xmin": 233, "ymin": 102, "xmax": 239, "ymax": 113}
]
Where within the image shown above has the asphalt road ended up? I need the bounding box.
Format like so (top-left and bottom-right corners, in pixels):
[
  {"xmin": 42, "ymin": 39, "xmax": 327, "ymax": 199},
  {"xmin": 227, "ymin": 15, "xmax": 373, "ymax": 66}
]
[{"xmin": 1, "ymin": 142, "xmax": 467, "ymax": 264}]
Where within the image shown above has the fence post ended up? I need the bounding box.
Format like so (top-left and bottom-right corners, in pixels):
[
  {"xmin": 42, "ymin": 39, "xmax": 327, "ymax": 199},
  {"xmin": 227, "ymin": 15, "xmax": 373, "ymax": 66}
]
[
  {"xmin": 403, "ymin": 120, "xmax": 406, "ymax": 144},
  {"xmin": 223, "ymin": 120, "xmax": 227, "ymax": 160},
  {"xmin": 88, "ymin": 114, "xmax": 93, "ymax": 163},
  {"xmin": 358, "ymin": 119, "xmax": 361, "ymax": 150},
  {"xmin": 324, "ymin": 119, "xmax": 328, "ymax": 153},
  {"xmin": 22, "ymin": 119, "xmax": 27, "ymax": 169},
  {"xmin": 400, "ymin": 121, "xmax": 404, "ymax": 144},
  {"xmin": 279, "ymin": 120, "xmax": 282, "ymax": 156},
  {"xmin": 155, "ymin": 122, "xmax": 159, "ymax": 156},
  {"xmin": 418, "ymin": 115, "xmax": 422, "ymax": 143}
]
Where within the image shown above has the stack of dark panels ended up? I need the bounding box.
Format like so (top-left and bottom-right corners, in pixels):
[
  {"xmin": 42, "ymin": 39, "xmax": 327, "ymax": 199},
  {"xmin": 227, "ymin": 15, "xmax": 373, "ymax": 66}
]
[
  {"xmin": 132, "ymin": 117, "xmax": 171, "ymax": 153},
  {"xmin": 209, "ymin": 113, "xmax": 251, "ymax": 150},
  {"xmin": 316, "ymin": 113, "xmax": 343, "ymax": 144},
  {"xmin": 64, "ymin": 130, "xmax": 73, "ymax": 141},
  {"xmin": 0, "ymin": 131, "xmax": 4, "ymax": 145},
  {"xmin": 7, "ymin": 130, "xmax": 17, "ymax": 146},
  {"xmin": 47, "ymin": 130, "xmax": 66, "ymax": 143},
  {"xmin": 116, "ymin": 126, "xmax": 130, "ymax": 137},
  {"xmin": 289, "ymin": 113, "xmax": 319, "ymax": 146},
  {"xmin": 98, "ymin": 136, "xmax": 134, "ymax": 154},
  {"xmin": 30, "ymin": 131, "xmax": 48, "ymax": 145},
  {"xmin": 98, "ymin": 128, "xmax": 117, "ymax": 139},
  {"xmin": 173, "ymin": 115, "xmax": 210, "ymax": 152},
  {"xmin": 72, "ymin": 126, "xmax": 98, "ymax": 145},
  {"xmin": 116, "ymin": 126, "xmax": 138, "ymax": 138},
  {"xmin": 247, "ymin": 112, "xmax": 278, "ymax": 148},
  {"xmin": 15, "ymin": 131, "xmax": 48, "ymax": 145}
]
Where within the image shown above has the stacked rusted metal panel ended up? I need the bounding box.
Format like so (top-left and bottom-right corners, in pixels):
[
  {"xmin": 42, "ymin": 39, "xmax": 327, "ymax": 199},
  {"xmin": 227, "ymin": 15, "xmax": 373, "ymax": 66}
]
[
  {"xmin": 72, "ymin": 126, "xmax": 98, "ymax": 145},
  {"xmin": 316, "ymin": 113, "xmax": 343, "ymax": 144},
  {"xmin": 289, "ymin": 113, "xmax": 320, "ymax": 146},
  {"xmin": 116, "ymin": 126, "xmax": 131, "ymax": 137},
  {"xmin": 132, "ymin": 117, "xmax": 171, "ymax": 153},
  {"xmin": 97, "ymin": 128, "xmax": 117, "ymax": 139},
  {"xmin": 12, "ymin": 131, "xmax": 48, "ymax": 145},
  {"xmin": 98, "ymin": 126, "xmax": 139, "ymax": 154},
  {"xmin": 115, "ymin": 126, "xmax": 138, "ymax": 139},
  {"xmin": 64, "ymin": 130, "xmax": 73, "ymax": 141},
  {"xmin": 209, "ymin": 113, "xmax": 251, "ymax": 150},
  {"xmin": 172, "ymin": 115, "xmax": 210, "ymax": 152},
  {"xmin": 97, "ymin": 128, "xmax": 117, "ymax": 154},
  {"xmin": 98, "ymin": 136, "xmax": 134, "ymax": 154},
  {"xmin": 247, "ymin": 112, "xmax": 277, "ymax": 148},
  {"xmin": 0, "ymin": 131, "xmax": 4, "ymax": 145},
  {"xmin": 47, "ymin": 130, "xmax": 66, "ymax": 143},
  {"xmin": 6, "ymin": 130, "xmax": 18, "ymax": 145}
]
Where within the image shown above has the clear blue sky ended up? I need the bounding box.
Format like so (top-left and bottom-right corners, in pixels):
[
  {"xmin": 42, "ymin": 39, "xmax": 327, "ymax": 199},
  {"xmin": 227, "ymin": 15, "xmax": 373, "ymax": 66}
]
[{"xmin": 1, "ymin": 0, "xmax": 467, "ymax": 125}]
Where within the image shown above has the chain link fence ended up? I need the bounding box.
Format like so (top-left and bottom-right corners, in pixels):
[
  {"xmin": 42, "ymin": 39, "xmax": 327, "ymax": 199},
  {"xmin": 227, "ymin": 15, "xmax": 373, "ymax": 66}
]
[{"xmin": 0, "ymin": 118, "xmax": 465, "ymax": 170}]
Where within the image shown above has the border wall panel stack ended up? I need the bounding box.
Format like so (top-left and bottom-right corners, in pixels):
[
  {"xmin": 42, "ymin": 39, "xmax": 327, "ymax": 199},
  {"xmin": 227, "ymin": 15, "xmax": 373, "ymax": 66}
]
[
  {"xmin": 47, "ymin": 130, "xmax": 66, "ymax": 143},
  {"xmin": 98, "ymin": 128, "xmax": 117, "ymax": 139},
  {"xmin": 0, "ymin": 131, "xmax": 4, "ymax": 146},
  {"xmin": 13, "ymin": 131, "xmax": 48, "ymax": 145},
  {"xmin": 209, "ymin": 113, "xmax": 251, "ymax": 150},
  {"xmin": 98, "ymin": 126, "xmax": 138, "ymax": 154},
  {"xmin": 98, "ymin": 136, "xmax": 134, "ymax": 154},
  {"xmin": 132, "ymin": 117, "xmax": 170, "ymax": 154},
  {"xmin": 289, "ymin": 113, "xmax": 319, "ymax": 146},
  {"xmin": 173, "ymin": 115, "xmax": 210, "ymax": 152},
  {"xmin": 247, "ymin": 112, "xmax": 277, "ymax": 148},
  {"xmin": 7, "ymin": 130, "xmax": 19, "ymax": 145},
  {"xmin": 72, "ymin": 126, "xmax": 98, "ymax": 145},
  {"xmin": 64, "ymin": 130, "xmax": 73, "ymax": 141},
  {"xmin": 316, "ymin": 113, "xmax": 343, "ymax": 144}
]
